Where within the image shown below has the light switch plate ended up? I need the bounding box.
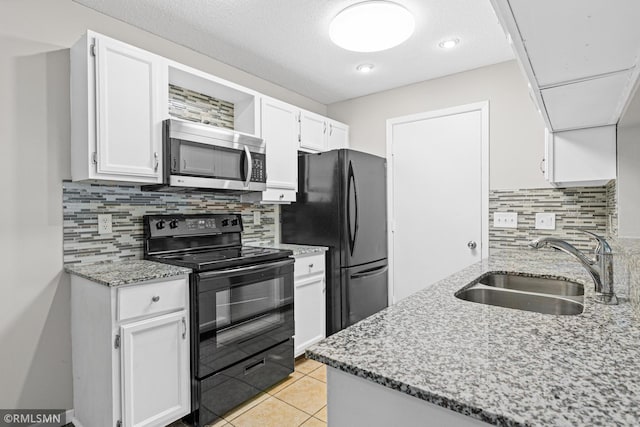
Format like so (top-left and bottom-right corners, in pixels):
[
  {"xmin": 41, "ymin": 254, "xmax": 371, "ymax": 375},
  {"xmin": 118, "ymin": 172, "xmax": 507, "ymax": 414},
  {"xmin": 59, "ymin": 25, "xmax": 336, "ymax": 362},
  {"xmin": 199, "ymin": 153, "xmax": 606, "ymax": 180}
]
[
  {"xmin": 493, "ymin": 212, "xmax": 518, "ymax": 229},
  {"xmin": 535, "ymin": 213, "xmax": 556, "ymax": 230},
  {"xmin": 253, "ymin": 210, "xmax": 261, "ymax": 226},
  {"xmin": 98, "ymin": 214, "xmax": 112, "ymax": 234}
]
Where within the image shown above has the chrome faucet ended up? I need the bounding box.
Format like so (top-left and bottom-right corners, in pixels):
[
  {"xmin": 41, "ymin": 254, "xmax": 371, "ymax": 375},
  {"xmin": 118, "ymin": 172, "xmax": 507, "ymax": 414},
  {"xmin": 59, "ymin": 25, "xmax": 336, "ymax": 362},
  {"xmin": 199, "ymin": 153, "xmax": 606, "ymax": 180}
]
[{"xmin": 528, "ymin": 230, "xmax": 618, "ymax": 305}]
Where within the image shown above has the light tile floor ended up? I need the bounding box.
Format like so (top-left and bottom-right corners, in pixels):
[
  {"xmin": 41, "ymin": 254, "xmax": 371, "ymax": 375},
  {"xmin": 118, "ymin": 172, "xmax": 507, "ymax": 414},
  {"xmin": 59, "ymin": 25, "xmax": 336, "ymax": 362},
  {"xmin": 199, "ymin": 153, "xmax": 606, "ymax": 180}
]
[{"xmin": 171, "ymin": 357, "xmax": 327, "ymax": 427}]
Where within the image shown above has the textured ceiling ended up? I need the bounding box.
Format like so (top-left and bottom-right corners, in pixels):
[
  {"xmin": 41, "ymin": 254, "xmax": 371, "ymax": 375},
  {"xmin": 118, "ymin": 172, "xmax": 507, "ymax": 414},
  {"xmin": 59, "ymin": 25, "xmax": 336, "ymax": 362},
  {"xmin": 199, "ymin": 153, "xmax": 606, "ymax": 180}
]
[{"xmin": 72, "ymin": 0, "xmax": 514, "ymax": 104}]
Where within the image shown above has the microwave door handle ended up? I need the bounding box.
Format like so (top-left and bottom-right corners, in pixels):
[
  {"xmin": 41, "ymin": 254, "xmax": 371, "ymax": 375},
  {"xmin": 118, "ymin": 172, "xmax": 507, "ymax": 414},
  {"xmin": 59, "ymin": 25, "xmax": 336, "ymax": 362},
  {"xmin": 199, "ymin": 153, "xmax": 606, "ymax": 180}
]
[{"xmin": 243, "ymin": 146, "xmax": 253, "ymax": 188}]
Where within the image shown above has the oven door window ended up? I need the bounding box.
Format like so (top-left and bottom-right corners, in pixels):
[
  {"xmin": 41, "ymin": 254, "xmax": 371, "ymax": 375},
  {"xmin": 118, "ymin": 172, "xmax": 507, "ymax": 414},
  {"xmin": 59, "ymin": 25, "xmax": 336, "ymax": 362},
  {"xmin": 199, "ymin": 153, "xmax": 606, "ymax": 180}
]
[{"xmin": 197, "ymin": 261, "xmax": 294, "ymax": 378}]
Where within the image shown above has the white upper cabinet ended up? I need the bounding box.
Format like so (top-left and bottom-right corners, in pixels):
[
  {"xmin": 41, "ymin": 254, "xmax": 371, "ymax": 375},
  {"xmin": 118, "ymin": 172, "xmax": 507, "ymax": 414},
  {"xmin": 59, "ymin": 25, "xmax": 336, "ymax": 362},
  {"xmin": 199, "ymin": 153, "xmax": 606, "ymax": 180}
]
[
  {"xmin": 299, "ymin": 110, "xmax": 329, "ymax": 152},
  {"xmin": 545, "ymin": 126, "xmax": 617, "ymax": 187},
  {"xmin": 327, "ymin": 119, "xmax": 350, "ymax": 150},
  {"xmin": 299, "ymin": 112, "xmax": 350, "ymax": 153},
  {"xmin": 71, "ymin": 31, "xmax": 166, "ymax": 183},
  {"xmin": 490, "ymin": 0, "xmax": 640, "ymax": 132},
  {"xmin": 260, "ymin": 97, "xmax": 299, "ymax": 203}
]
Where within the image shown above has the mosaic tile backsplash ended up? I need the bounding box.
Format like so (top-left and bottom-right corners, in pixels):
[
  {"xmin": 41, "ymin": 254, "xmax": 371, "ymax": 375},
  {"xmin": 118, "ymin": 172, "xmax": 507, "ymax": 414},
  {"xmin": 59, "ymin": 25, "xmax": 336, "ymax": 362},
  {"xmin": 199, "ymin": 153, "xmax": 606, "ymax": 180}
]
[
  {"xmin": 606, "ymin": 179, "xmax": 618, "ymax": 236},
  {"xmin": 63, "ymin": 182, "xmax": 276, "ymax": 265},
  {"xmin": 489, "ymin": 185, "xmax": 611, "ymax": 252},
  {"xmin": 168, "ymin": 84, "xmax": 234, "ymax": 129}
]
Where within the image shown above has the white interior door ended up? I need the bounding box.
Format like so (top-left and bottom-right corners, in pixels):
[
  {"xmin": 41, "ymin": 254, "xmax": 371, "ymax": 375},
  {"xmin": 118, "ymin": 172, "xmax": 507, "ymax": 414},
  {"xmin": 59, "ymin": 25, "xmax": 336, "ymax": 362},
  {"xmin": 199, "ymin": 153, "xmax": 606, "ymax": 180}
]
[{"xmin": 387, "ymin": 102, "xmax": 489, "ymax": 303}]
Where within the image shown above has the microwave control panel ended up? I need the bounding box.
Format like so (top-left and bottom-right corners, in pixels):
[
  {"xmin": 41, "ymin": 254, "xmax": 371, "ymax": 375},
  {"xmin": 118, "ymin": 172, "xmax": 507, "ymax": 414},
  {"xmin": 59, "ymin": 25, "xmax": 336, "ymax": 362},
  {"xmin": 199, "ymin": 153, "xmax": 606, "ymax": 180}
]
[{"xmin": 251, "ymin": 154, "xmax": 266, "ymax": 183}]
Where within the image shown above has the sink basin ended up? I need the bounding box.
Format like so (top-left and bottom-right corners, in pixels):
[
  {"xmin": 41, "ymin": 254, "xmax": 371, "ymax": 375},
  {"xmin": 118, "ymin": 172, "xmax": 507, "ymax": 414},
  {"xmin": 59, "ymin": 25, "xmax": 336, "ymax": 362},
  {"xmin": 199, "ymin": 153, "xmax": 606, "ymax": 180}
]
[
  {"xmin": 479, "ymin": 273, "xmax": 584, "ymax": 297},
  {"xmin": 455, "ymin": 273, "xmax": 584, "ymax": 315}
]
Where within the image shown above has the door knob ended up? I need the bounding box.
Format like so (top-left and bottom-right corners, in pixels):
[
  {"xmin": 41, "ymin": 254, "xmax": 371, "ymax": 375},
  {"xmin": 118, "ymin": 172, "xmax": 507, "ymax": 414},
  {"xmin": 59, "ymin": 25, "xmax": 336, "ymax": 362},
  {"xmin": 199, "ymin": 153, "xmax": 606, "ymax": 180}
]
[{"xmin": 467, "ymin": 241, "xmax": 477, "ymax": 250}]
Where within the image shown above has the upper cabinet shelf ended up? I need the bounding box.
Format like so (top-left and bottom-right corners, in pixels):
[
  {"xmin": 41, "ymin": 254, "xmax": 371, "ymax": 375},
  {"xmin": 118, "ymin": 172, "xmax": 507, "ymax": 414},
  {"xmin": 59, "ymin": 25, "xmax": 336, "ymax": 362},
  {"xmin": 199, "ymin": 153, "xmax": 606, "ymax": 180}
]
[
  {"xmin": 490, "ymin": 0, "xmax": 640, "ymax": 132},
  {"xmin": 167, "ymin": 61, "xmax": 259, "ymax": 136}
]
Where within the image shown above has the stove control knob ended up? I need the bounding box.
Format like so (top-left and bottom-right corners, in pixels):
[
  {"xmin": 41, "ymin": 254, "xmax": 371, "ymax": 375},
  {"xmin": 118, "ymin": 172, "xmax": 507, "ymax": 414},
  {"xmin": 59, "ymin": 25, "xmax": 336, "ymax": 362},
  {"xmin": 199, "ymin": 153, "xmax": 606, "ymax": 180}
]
[
  {"xmin": 169, "ymin": 219, "xmax": 179, "ymax": 229},
  {"xmin": 156, "ymin": 220, "xmax": 166, "ymax": 230},
  {"xmin": 221, "ymin": 219, "xmax": 229, "ymax": 227},
  {"xmin": 231, "ymin": 219, "xmax": 239, "ymax": 226}
]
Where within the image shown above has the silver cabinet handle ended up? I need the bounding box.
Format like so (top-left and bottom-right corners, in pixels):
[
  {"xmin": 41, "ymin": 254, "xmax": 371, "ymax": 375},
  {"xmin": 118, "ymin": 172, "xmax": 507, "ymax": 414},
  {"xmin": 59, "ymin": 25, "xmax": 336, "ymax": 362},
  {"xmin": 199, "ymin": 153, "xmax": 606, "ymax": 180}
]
[
  {"xmin": 539, "ymin": 158, "xmax": 546, "ymax": 174},
  {"xmin": 329, "ymin": 124, "xmax": 333, "ymax": 136},
  {"xmin": 309, "ymin": 263, "xmax": 314, "ymax": 268},
  {"xmin": 181, "ymin": 317, "xmax": 186, "ymax": 340},
  {"xmin": 279, "ymin": 194, "xmax": 284, "ymax": 199},
  {"xmin": 153, "ymin": 152, "xmax": 159, "ymax": 172},
  {"xmin": 151, "ymin": 296, "xmax": 160, "ymax": 302},
  {"xmin": 323, "ymin": 122, "xmax": 326, "ymax": 134},
  {"xmin": 467, "ymin": 241, "xmax": 477, "ymax": 250}
]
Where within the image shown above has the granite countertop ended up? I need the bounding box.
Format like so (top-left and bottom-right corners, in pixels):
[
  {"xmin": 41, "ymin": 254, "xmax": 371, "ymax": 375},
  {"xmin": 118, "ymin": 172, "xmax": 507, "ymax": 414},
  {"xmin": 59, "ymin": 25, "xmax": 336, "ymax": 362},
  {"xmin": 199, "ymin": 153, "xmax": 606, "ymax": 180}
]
[
  {"xmin": 65, "ymin": 260, "xmax": 191, "ymax": 286},
  {"xmin": 258, "ymin": 243, "xmax": 328, "ymax": 257},
  {"xmin": 307, "ymin": 248, "xmax": 640, "ymax": 426}
]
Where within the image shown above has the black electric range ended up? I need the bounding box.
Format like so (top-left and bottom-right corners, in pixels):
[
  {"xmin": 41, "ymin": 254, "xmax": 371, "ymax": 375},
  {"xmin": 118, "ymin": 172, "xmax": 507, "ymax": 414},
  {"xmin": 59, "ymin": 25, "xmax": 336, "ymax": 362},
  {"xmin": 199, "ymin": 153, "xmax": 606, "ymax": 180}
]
[{"xmin": 143, "ymin": 213, "xmax": 294, "ymax": 427}]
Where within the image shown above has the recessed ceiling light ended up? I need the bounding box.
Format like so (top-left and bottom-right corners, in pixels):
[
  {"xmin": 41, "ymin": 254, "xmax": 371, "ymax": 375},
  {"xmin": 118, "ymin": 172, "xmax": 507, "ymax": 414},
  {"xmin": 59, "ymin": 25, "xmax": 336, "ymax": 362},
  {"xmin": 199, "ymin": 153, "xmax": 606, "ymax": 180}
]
[
  {"xmin": 438, "ymin": 38, "xmax": 460, "ymax": 49},
  {"xmin": 330, "ymin": 1, "xmax": 415, "ymax": 53},
  {"xmin": 356, "ymin": 64, "xmax": 375, "ymax": 73}
]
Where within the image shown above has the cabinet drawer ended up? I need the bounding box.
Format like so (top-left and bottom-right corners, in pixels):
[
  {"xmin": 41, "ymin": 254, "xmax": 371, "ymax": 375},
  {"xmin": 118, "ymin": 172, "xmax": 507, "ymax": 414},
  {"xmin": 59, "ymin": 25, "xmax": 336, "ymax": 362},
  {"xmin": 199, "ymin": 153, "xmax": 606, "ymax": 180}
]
[
  {"xmin": 117, "ymin": 278, "xmax": 187, "ymax": 321},
  {"xmin": 294, "ymin": 253, "xmax": 325, "ymax": 278}
]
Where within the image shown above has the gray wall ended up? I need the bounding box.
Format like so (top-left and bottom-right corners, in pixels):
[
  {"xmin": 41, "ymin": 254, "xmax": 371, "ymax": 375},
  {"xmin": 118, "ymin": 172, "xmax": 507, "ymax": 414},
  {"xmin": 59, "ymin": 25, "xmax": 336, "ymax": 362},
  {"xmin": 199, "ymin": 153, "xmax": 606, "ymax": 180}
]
[
  {"xmin": 327, "ymin": 60, "xmax": 549, "ymax": 190},
  {"xmin": 617, "ymin": 84, "xmax": 640, "ymax": 238},
  {"xmin": 0, "ymin": 0, "xmax": 324, "ymax": 410}
]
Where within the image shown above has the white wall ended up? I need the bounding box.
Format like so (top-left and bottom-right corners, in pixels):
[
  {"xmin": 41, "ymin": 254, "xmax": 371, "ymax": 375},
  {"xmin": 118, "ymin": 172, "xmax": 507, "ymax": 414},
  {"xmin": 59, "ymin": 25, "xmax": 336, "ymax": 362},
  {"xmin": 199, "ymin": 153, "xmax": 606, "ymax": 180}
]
[
  {"xmin": 0, "ymin": 0, "xmax": 325, "ymax": 410},
  {"xmin": 617, "ymin": 84, "xmax": 640, "ymax": 238},
  {"xmin": 327, "ymin": 60, "xmax": 549, "ymax": 190}
]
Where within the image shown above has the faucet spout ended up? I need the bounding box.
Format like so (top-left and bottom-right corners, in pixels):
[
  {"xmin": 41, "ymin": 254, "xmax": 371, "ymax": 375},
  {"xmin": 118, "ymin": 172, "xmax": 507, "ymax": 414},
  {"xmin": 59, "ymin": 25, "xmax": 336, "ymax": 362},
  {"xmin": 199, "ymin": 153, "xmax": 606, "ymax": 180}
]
[{"xmin": 528, "ymin": 231, "xmax": 618, "ymax": 305}]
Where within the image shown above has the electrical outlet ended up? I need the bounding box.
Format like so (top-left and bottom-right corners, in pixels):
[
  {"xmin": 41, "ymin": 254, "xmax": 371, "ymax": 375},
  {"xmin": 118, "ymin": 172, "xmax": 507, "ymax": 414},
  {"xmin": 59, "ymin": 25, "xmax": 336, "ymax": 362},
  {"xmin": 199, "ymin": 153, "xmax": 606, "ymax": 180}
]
[
  {"xmin": 253, "ymin": 210, "xmax": 261, "ymax": 226},
  {"xmin": 493, "ymin": 212, "xmax": 518, "ymax": 229},
  {"xmin": 98, "ymin": 214, "xmax": 112, "ymax": 234},
  {"xmin": 535, "ymin": 213, "xmax": 556, "ymax": 230}
]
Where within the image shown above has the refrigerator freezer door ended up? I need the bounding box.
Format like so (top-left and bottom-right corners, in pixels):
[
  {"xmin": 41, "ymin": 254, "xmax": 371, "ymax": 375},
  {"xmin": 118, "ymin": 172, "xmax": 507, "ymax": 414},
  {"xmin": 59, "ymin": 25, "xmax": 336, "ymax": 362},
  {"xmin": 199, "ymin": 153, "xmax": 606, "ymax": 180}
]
[
  {"xmin": 341, "ymin": 259, "xmax": 388, "ymax": 329},
  {"xmin": 340, "ymin": 150, "xmax": 387, "ymax": 267}
]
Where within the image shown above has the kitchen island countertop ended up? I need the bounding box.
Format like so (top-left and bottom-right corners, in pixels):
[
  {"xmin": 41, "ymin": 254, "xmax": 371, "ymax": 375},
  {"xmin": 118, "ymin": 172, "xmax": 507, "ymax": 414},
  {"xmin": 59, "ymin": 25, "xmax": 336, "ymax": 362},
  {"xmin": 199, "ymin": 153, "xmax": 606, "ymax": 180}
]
[{"xmin": 307, "ymin": 247, "xmax": 640, "ymax": 426}]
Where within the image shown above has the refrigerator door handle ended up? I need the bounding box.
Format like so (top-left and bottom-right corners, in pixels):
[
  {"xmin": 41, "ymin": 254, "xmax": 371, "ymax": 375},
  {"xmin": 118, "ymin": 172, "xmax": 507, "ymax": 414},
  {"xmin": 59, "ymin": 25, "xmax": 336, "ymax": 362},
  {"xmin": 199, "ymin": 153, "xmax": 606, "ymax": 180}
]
[
  {"xmin": 350, "ymin": 265, "xmax": 388, "ymax": 280},
  {"xmin": 347, "ymin": 161, "xmax": 359, "ymax": 255}
]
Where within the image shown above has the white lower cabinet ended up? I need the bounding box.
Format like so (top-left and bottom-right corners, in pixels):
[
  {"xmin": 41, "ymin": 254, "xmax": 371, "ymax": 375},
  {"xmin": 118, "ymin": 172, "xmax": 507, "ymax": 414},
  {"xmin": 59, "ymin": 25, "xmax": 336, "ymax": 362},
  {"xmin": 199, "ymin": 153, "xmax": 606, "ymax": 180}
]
[
  {"xmin": 71, "ymin": 275, "xmax": 190, "ymax": 427},
  {"xmin": 293, "ymin": 252, "xmax": 326, "ymax": 356},
  {"xmin": 120, "ymin": 311, "xmax": 190, "ymax": 427}
]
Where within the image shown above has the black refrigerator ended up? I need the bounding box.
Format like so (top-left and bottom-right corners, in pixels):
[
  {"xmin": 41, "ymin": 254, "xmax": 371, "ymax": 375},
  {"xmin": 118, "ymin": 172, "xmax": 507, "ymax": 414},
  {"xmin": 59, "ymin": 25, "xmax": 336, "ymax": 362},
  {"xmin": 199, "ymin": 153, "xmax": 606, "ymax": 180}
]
[{"xmin": 281, "ymin": 149, "xmax": 388, "ymax": 336}]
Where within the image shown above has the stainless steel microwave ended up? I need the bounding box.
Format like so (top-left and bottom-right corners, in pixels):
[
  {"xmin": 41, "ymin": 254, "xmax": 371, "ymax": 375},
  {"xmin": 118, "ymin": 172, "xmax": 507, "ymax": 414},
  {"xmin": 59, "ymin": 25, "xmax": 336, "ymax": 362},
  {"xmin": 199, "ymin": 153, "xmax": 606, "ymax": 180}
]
[{"xmin": 145, "ymin": 118, "xmax": 266, "ymax": 192}]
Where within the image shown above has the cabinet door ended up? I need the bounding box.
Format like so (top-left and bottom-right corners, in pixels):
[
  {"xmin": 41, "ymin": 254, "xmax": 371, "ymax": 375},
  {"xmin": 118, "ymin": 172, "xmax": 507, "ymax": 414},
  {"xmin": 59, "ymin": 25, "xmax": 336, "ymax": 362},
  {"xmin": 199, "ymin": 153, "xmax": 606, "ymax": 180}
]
[
  {"xmin": 120, "ymin": 310, "xmax": 189, "ymax": 427},
  {"xmin": 299, "ymin": 110, "xmax": 328, "ymax": 152},
  {"xmin": 327, "ymin": 120, "xmax": 349, "ymax": 150},
  {"xmin": 261, "ymin": 98, "xmax": 299, "ymax": 202},
  {"xmin": 545, "ymin": 126, "xmax": 616, "ymax": 187},
  {"xmin": 294, "ymin": 274, "xmax": 326, "ymax": 356},
  {"xmin": 95, "ymin": 36, "xmax": 162, "ymax": 180}
]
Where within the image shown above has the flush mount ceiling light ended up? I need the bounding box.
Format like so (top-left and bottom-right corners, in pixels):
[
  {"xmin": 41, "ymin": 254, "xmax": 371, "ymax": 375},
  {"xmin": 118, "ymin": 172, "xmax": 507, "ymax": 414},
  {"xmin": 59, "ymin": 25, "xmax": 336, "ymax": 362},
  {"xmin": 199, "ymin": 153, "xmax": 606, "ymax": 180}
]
[
  {"xmin": 356, "ymin": 63, "xmax": 375, "ymax": 73},
  {"xmin": 438, "ymin": 38, "xmax": 460, "ymax": 49},
  {"xmin": 330, "ymin": 1, "xmax": 415, "ymax": 53}
]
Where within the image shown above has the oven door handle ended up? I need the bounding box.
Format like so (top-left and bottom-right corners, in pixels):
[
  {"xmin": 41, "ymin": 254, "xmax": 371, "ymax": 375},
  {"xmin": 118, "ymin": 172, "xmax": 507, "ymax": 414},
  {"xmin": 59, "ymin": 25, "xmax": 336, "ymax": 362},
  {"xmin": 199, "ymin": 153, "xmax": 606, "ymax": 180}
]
[{"xmin": 197, "ymin": 258, "xmax": 293, "ymax": 280}]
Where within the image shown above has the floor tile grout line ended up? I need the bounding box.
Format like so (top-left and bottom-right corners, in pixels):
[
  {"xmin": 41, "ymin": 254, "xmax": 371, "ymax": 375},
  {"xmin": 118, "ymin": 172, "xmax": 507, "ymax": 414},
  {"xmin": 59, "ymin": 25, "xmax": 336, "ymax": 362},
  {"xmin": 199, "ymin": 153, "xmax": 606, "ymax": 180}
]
[{"xmin": 270, "ymin": 392, "xmax": 326, "ymax": 417}]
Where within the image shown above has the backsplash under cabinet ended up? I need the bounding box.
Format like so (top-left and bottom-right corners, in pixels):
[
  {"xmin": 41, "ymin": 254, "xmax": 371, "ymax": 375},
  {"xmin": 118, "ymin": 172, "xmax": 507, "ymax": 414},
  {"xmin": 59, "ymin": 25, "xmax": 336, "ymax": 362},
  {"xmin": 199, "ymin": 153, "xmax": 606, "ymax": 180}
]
[{"xmin": 62, "ymin": 181, "xmax": 277, "ymax": 265}]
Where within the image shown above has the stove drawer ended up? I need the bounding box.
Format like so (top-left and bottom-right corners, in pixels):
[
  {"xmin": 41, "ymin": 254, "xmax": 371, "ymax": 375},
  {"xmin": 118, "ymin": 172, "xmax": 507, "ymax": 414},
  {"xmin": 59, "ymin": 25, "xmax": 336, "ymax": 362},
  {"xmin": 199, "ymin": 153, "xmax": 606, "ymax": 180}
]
[{"xmin": 117, "ymin": 278, "xmax": 187, "ymax": 321}]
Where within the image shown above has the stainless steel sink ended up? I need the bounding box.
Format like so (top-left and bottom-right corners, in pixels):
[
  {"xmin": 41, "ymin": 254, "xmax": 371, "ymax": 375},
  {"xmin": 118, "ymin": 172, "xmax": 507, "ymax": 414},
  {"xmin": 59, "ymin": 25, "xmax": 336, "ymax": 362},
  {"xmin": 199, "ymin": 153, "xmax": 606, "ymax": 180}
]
[
  {"xmin": 479, "ymin": 273, "xmax": 584, "ymax": 297},
  {"xmin": 455, "ymin": 273, "xmax": 584, "ymax": 315}
]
